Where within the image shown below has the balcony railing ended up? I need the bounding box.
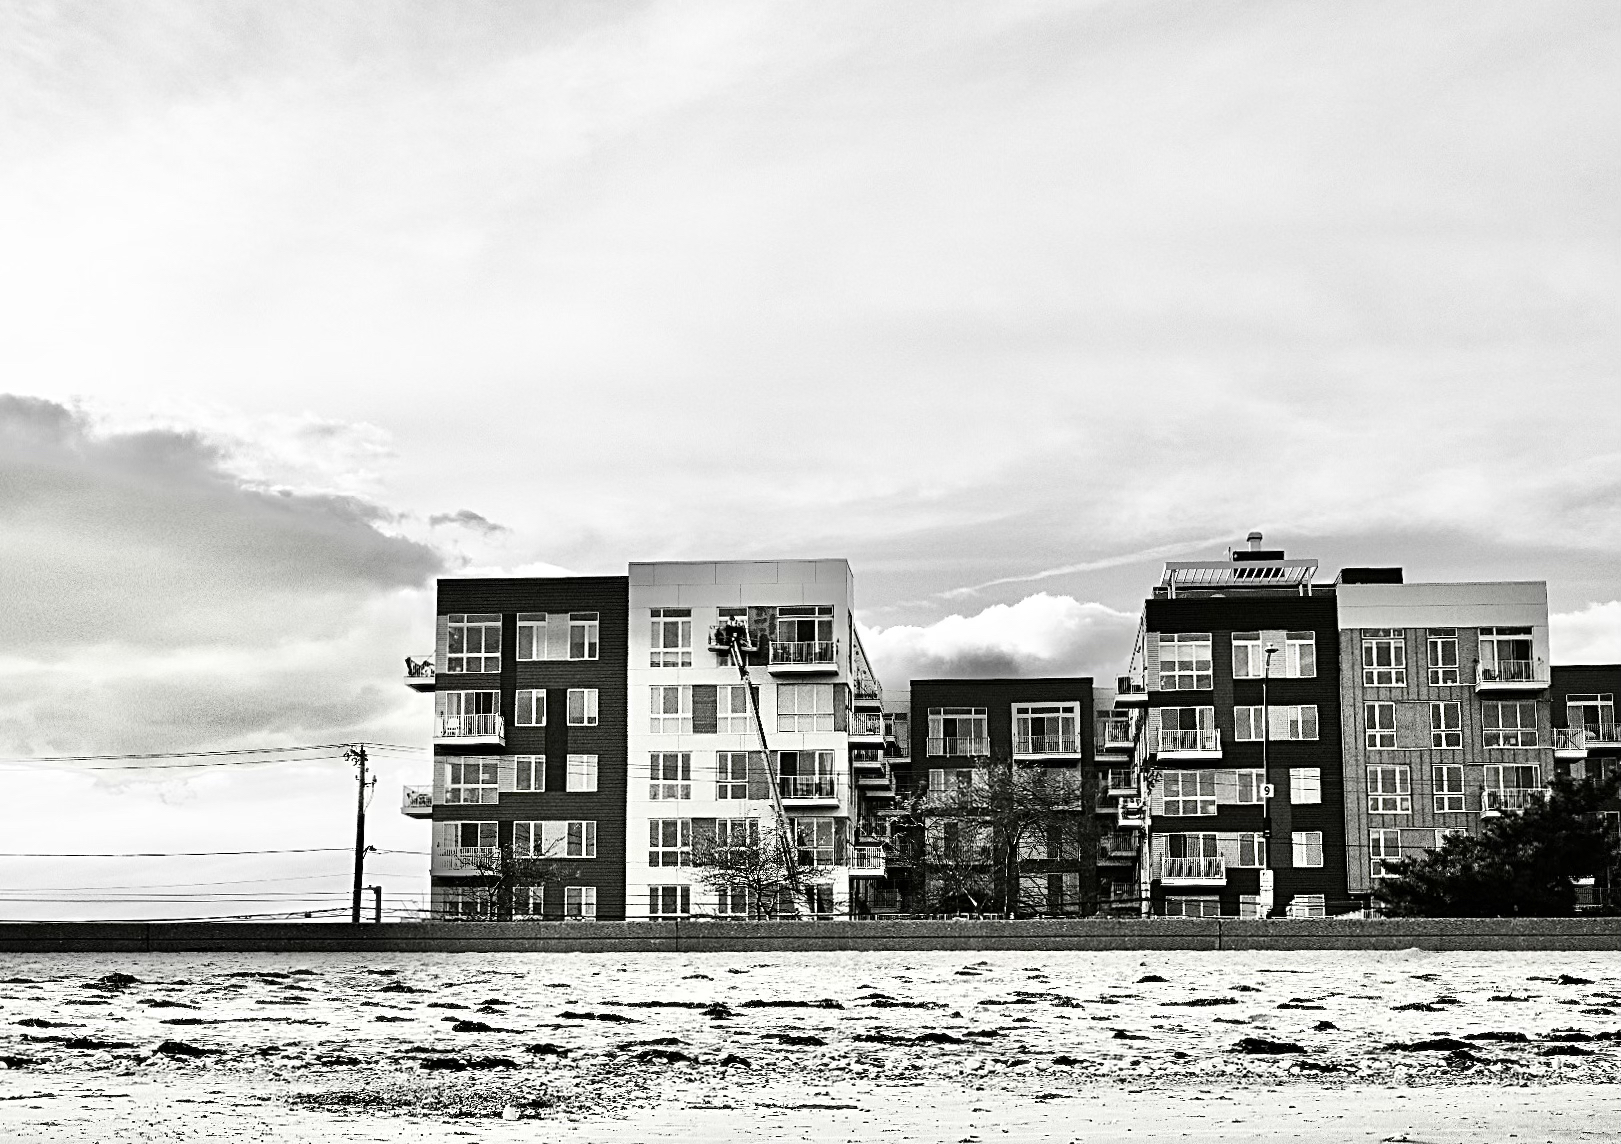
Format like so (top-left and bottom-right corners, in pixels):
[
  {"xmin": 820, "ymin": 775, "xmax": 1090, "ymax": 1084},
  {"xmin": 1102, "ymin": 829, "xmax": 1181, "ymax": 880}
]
[
  {"xmin": 1555, "ymin": 727, "xmax": 1589, "ymax": 754},
  {"xmin": 432, "ymin": 846, "xmax": 501, "ymax": 874},
  {"xmin": 1015, "ymin": 733, "xmax": 1080, "ymax": 756},
  {"xmin": 1160, "ymin": 856, "xmax": 1225, "ymax": 884},
  {"xmin": 401, "ymin": 785, "xmax": 434, "ymax": 816},
  {"xmin": 1100, "ymin": 834, "xmax": 1138, "ymax": 859},
  {"xmin": 1482, "ymin": 787, "xmax": 1545, "ymax": 814},
  {"xmin": 1157, "ymin": 728, "xmax": 1221, "ymax": 755},
  {"xmin": 768, "ymin": 640, "xmax": 838, "ymax": 667},
  {"xmin": 1476, "ymin": 658, "xmax": 1548, "ymax": 689},
  {"xmin": 1585, "ymin": 723, "xmax": 1621, "ymax": 746},
  {"xmin": 1116, "ymin": 797, "xmax": 1147, "ymax": 828},
  {"xmin": 1116, "ymin": 674, "xmax": 1148, "ymax": 702},
  {"xmin": 850, "ymin": 711, "xmax": 884, "ymax": 738},
  {"xmin": 435, "ymin": 714, "xmax": 505, "ymax": 743},
  {"xmin": 1096, "ymin": 718, "xmax": 1134, "ymax": 751},
  {"xmin": 927, "ymin": 736, "xmax": 990, "ymax": 758},
  {"xmin": 849, "ymin": 846, "xmax": 886, "ymax": 871},
  {"xmin": 853, "ymin": 680, "xmax": 883, "ymax": 703},
  {"xmin": 778, "ymin": 775, "xmax": 838, "ymax": 800}
]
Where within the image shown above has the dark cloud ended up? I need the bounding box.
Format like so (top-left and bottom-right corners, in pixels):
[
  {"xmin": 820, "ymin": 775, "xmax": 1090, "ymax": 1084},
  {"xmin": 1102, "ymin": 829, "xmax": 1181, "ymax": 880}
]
[{"xmin": 428, "ymin": 508, "xmax": 509, "ymax": 535}]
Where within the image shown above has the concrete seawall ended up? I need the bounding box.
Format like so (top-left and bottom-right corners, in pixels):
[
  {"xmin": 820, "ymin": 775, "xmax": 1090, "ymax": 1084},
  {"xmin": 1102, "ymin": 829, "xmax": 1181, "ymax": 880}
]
[{"xmin": 1, "ymin": 917, "xmax": 1619, "ymax": 954}]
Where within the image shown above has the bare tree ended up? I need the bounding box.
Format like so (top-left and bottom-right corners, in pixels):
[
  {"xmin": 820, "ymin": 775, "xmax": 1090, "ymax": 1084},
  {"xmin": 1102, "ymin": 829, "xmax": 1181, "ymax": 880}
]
[
  {"xmin": 689, "ymin": 820, "xmax": 836, "ymax": 919},
  {"xmin": 453, "ymin": 844, "xmax": 569, "ymax": 921}
]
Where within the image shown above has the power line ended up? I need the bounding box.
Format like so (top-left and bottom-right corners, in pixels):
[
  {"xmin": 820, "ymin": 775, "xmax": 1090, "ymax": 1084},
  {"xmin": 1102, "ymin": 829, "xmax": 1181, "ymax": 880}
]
[
  {"xmin": 0, "ymin": 742, "xmax": 367, "ymax": 764},
  {"xmin": 0, "ymin": 847, "xmax": 363, "ymax": 858}
]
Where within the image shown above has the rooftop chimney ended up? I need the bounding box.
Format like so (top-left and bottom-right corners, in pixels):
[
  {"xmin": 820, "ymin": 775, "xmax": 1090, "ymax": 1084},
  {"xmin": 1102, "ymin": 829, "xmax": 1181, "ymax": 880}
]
[{"xmin": 1247, "ymin": 531, "xmax": 1264, "ymax": 551}]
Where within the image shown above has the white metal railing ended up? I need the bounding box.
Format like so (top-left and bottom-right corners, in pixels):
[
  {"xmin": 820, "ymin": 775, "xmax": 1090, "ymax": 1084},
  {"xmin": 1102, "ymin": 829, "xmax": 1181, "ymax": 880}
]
[
  {"xmin": 434, "ymin": 846, "xmax": 501, "ymax": 873},
  {"xmin": 1158, "ymin": 728, "xmax": 1221, "ymax": 754},
  {"xmin": 927, "ymin": 736, "xmax": 990, "ymax": 757},
  {"xmin": 769, "ymin": 640, "xmax": 838, "ymax": 666},
  {"xmin": 1585, "ymin": 723, "xmax": 1621, "ymax": 745},
  {"xmin": 850, "ymin": 711, "xmax": 883, "ymax": 737},
  {"xmin": 436, "ymin": 713, "xmax": 505, "ymax": 740},
  {"xmin": 1477, "ymin": 658, "xmax": 1547, "ymax": 686},
  {"xmin": 1555, "ymin": 727, "xmax": 1588, "ymax": 752},
  {"xmin": 850, "ymin": 846, "xmax": 886, "ymax": 870},
  {"xmin": 779, "ymin": 775, "xmax": 838, "ymax": 799},
  {"xmin": 1015, "ymin": 733, "xmax": 1080, "ymax": 755},
  {"xmin": 1097, "ymin": 718, "xmax": 1134, "ymax": 750},
  {"xmin": 1161, "ymin": 856, "xmax": 1225, "ymax": 882},
  {"xmin": 401, "ymin": 785, "xmax": 433, "ymax": 813},
  {"xmin": 1116, "ymin": 674, "xmax": 1146, "ymax": 696},
  {"xmin": 1482, "ymin": 787, "xmax": 1545, "ymax": 813}
]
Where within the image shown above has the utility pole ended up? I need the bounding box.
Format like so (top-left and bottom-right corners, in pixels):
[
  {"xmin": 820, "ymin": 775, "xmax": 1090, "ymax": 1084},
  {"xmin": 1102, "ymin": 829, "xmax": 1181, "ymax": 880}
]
[{"xmin": 347, "ymin": 744, "xmax": 372, "ymax": 924}]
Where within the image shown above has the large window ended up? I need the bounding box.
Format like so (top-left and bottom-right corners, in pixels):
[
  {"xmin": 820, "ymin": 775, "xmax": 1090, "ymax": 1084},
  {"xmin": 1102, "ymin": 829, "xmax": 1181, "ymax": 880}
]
[
  {"xmin": 1370, "ymin": 829, "xmax": 1403, "ymax": 879},
  {"xmin": 513, "ymin": 755, "xmax": 544, "ymax": 793},
  {"xmin": 447, "ymin": 820, "xmax": 498, "ymax": 851},
  {"xmin": 650, "ymin": 686, "xmax": 692, "ymax": 734},
  {"xmin": 1234, "ymin": 833, "xmax": 1267, "ymax": 868},
  {"xmin": 716, "ymin": 751, "xmax": 752, "ymax": 800},
  {"xmin": 716, "ymin": 817, "xmax": 760, "ymax": 853},
  {"xmin": 1433, "ymin": 764, "xmax": 1465, "ymax": 813},
  {"xmin": 1427, "ymin": 629, "xmax": 1459, "ymax": 686},
  {"xmin": 650, "ymin": 608, "xmax": 692, "ymax": 668},
  {"xmin": 928, "ymin": 708, "xmax": 988, "ymax": 756},
  {"xmin": 1567, "ymin": 693, "xmax": 1617, "ymax": 737},
  {"xmin": 567, "ymin": 689, "xmax": 599, "ymax": 727},
  {"xmin": 1484, "ymin": 701, "xmax": 1538, "ymax": 748},
  {"xmin": 566, "ymin": 754, "xmax": 598, "ymax": 793},
  {"xmin": 513, "ymin": 820, "xmax": 596, "ymax": 858},
  {"xmin": 1479, "ymin": 626, "xmax": 1535, "ymax": 683},
  {"xmin": 1164, "ymin": 897, "xmax": 1221, "ymax": 918},
  {"xmin": 1362, "ymin": 630, "xmax": 1406, "ymax": 687},
  {"xmin": 1232, "ymin": 632, "xmax": 1315, "ymax": 679},
  {"xmin": 1291, "ymin": 831, "xmax": 1324, "ymax": 868},
  {"xmin": 775, "ymin": 750, "xmax": 835, "ymax": 799},
  {"xmin": 1430, "ymin": 701, "xmax": 1461, "ymax": 748},
  {"xmin": 715, "ymin": 886, "xmax": 751, "ymax": 917},
  {"xmin": 1166, "ymin": 833, "xmax": 1219, "ymax": 860},
  {"xmin": 1365, "ymin": 702, "xmax": 1397, "ymax": 749},
  {"xmin": 649, "ymin": 752, "xmax": 691, "ymax": 800},
  {"xmin": 568, "ymin": 612, "xmax": 599, "ymax": 661},
  {"xmin": 649, "ymin": 818, "xmax": 691, "ymax": 866},
  {"xmin": 794, "ymin": 817, "xmax": 837, "ymax": 867},
  {"xmin": 1367, "ymin": 765, "xmax": 1411, "ymax": 814},
  {"xmin": 1290, "ymin": 768, "xmax": 1321, "ymax": 804},
  {"xmin": 1159, "ymin": 633, "xmax": 1213, "ymax": 690},
  {"xmin": 1484, "ymin": 763, "xmax": 1541, "ymax": 797},
  {"xmin": 1013, "ymin": 702, "xmax": 1080, "ymax": 754},
  {"xmin": 649, "ymin": 886, "xmax": 691, "ymax": 917},
  {"xmin": 1268, "ymin": 705, "xmax": 1319, "ymax": 741},
  {"xmin": 1160, "ymin": 770, "xmax": 1216, "ymax": 816},
  {"xmin": 717, "ymin": 685, "xmax": 751, "ymax": 734},
  {"xmin": 564, "ymin": 885, "xmax": 597, "ymax": 919},
  {"xmin": 778, "ymin": 684, "xmax": 836, "ymax": 732},
  {"xmin": 512, "ymin": 885, "xmax": 543, "ymax": 918},
  {"xmin": 1236, "ymin": 770, "xmax": 1266, "ymax": 804},
  {"xmin": 1159, "ymin": 706, "xmax": 1217, "ymax": 752},
  {"xmin": 775, "ymin": 605, "xmax": 834, "ymax": 645},
  {"xmin": 445, "ymin": 759, "xmax": 498, "ymax": 804},
  {"xmin": 438, "ymin": 690, "xmax": 500, "ymax": 738},
  {"xmin": 515, "ymin": 689, "xmax": 546, "ymax": 727},
  {"xmin": 447, "ymin": 614, "xmax": 502, "ymax": 673},
  {"xmin": 1234, "ymin": 706, "xmax": 1263, "ymax": 742},
  {"xmin": 516, "ymin": 614, "xmax": 546, "ymax": 661}
]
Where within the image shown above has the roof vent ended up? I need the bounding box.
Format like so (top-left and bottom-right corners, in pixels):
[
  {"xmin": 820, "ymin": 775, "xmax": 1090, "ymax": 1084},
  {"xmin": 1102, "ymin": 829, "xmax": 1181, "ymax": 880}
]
[{"xmin": 1247, "ymin": 531, "xmax": 1264, "ymax": 551}]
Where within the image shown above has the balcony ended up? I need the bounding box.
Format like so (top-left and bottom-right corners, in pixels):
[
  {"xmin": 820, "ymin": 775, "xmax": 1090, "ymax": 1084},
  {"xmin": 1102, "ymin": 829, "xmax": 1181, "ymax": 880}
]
[
  {"xmin": 1014, "ymin": 733, "xmax": 1082, "ymax": 759},
  {"xmin": 1116, "ymin": 796, "xmax": 1147, "ymax": 829},
  {"xmin": 849, "ymin": 711, "xmax": 885, "ymax": 744},
  {"xmin": 927, "ymin": 736, "xmax": 990, "ymax": 758},
  {"xmin": 848, "ymin": 846, "xmax": 887, "ymax": 877},
  {"xmin": 401, "ymin": 785, "xmax": 434, "ymax": 818},
  {"xmin": 1115, "ymin": 675, "xmax": 1149, "ymax": 705},
  {"xmin": 1476, "ymin": 658, "xmax": 1548, "ymax": 692},
  {"xmin": 1099, "ymin": 834, "xmax": 1138, "ymax": 863},
  {"xmin": 1481, "ymin": 787, "xmax": 1546, "ymax": 817},
  {"xmin": 1156, "ymin": 728, "xmax": 1222, "ymax": 760},
  {"xmin": 430, "ymin": 846, "xmax": 500, "ymax": 876},
  {"xmin": 1160, "ymin": 856, "xmax": 1226, "ymax": 885},
  {"xmin": 404, "ymin": 656, "xmax": 436, "ymax": 693},
  {"xmin": 851, "ymin": 748, "xmax": 887, "ymax": 773},
  {"xmin": 1555, "ymin": 728, "xmax": 1589, "ymax": 758},
  {"xmin": 778, "ymin": 775, "xmax": 840, "ymax": 804},
  {"xmin": 1095, "ymin": 717, "xmax": 1135, "ymax": 755},
  {"xmin": 853, "ymin": 680, "xmax": 883, "ymax": 709},
  {"xmin": 434, "ymin": 713, "xmax": 505, "ymax": 747},
  {"xmin": 767, "ymin": 640, "xmax": 839, "ymax": 675},
  {"xmin": 1585, "ymin": 723, "xmax": 1621, "ymax": 748}
]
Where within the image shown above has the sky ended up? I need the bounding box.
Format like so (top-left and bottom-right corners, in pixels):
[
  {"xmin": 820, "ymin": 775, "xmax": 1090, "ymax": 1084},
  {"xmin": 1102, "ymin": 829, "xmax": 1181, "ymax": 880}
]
[{"xmin": 1, "ymin": 1, "xmax": 1618, "ymax": 918}]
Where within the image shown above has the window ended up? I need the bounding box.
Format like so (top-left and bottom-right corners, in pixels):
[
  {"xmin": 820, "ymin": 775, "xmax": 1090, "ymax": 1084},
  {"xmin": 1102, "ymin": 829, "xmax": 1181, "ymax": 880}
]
[
  {"xmin": 775, "ymin": 605, "xmax": 834, "ymax": 645},
  {"xmin": 1568, "ymin": 693, "xmax": 1617, "ymax": 737},
  {"xmin": 512, "ymin": 885, "xmax": 543, "ymax": 918},
  {"xmin": 1236, "ymin": 769, "xmax": 1266, "ymax": 804},
  {"xmin": 1159, "ymin": 633, "xmax": 1213, "ymax": 690},
  {"xmin": 515, "ymin": 689, "xmax": 546, "ymax": 727},
  {"xmin": 927, "ymin": 708, "xmax": 989, "ymax": 756},
  {"xmin": 566, "ymin": 753, "xmax": 598, "ymax": 793},
  {"xmin": 650, "ymin": 685, "xmax": 692, "ymax": 734},
  {"xmin": 649, "ymin": 752, "xmax": 690, "ymax": 800},
  {"xmin": 928, "ymin": 767, "xmax": 982, "ymax": 796},
  {"xmin": 1235, "ymin": 632, "xmax": 1316, "ymax": 679},
  {"xmin": 717, "ymin": 685, "xmax": 751, "ymax": 734},
  {"xmin": 440, "ymin": 886, "xmax": 488, "ymax": 920},
  {"xmin": 794, "ymin": 817, "xmax": 837, "ymax": 867},
  {"xmin": 1289, "ymin": 768, "xmax": 1321, "ymax": 804},
  {"xmin": 716, "ymin": 751, "xmax": 752, "ymax": 799},
  {"xmin": 1235, "ymin": 833, "xmax": 1267, "ymax": 868},
  {"xmin": 568, "ymin": 612, "xmax": 599, "ymax": 661},
  {"xmin": 777, "ymin": 684, "xmax": 836, "ymax": 732},
  {"xmin": 1160, "ymin": 770, "xmax": 1216, "ymax": 816},
  {"xmin": 1434, "ymin": 827, "xmax": 1463, "ymax": 850},
  {"xmin": 1232, "ymin": 634, "xmax": 1264, "ymax": 680},
  {"xmin": 516, "ymin": 614, "xmax": 546, "ymax": 661},
  {"xmin": 649, "ymin": 886, "xmax": 691, "ymax": 916},
  {"xmin": 884, "ymin": 712, "xmax": 911, "ymax": 757},
  {"xmin": 563, "ymin": 885, "xmax": 597, "ymax": 919},
  {"xmin": 447, "ymin": 614, "xmax": 502, "ymax": 673},
  {"xmin": 1433, "ymin": 764, "xmax": 1465, "ymax": 813},
  {"xmin": 567, "ymin": 689, "xmax": 599, "ymax": 727},
  {"xmin": 514, "ymin": 820, "xmax": 596, "ymax": 859},
  {"xmin": 449, "ymin": 820, "xmax": 498, "ymax": 850},
  {"xmin": 715, "ymin": 816, "xmax": 760, "ymax": 853},
  {"xmin": 649, "ymin": 818, "xmax": 691, "ymax": 866},
  {"xmin": 1483, "ymin": 701, "xmax": 1538, "ymax": 748},
  {"xmin": 715, "ymin": 886, "xmax": 751, "ymax": 917},
  {"xmin": 1370, "ymin": 829, "xmax": 1403, "ymax": 879},
  {"xmin": 1427, "ymin": 629, "xmax": 1459, "ymax": 686},
  {"xmin": 445, "ymin": 759, "xmax": 498, "ymax": 804},
  {"xmin": 1233, "ymin": 706, "xmax": 1263, "ymax": 742},
  {"xmin": 1367, "ymin": 765, "xmax": 1411, "ymax": 813},
  {"xmin": 1484, "ymin": 763, "xmax": 1541, "ymax": 794},
  {"xmin": 1287, "ymin": 894, "xmax": 1326, "ymax": 919},
  {"xmin": 1479, "ymin": 626, "xmax": 1535, "ymax": 683},
  {"xmin": 438, "ymin": 690, "xmax": 500, "ymax": 738},
  {"xmin": 1166, "ymin": 833, "xmax": 1218, "ymax": 860},
  {"xmin": 1365, "ymin": 702, "xmax": 1397, "ymax": 749},
  {"xmin": 1165, "ymin": 897, "xmax": 1221, "ymax": 918},
  {"xmin": 1430, "ymin": 701, "xmax": 1461, "ymax": 748},
  {"xmin": 1284, "ymin": 632, "xmax": 1316, "ymax": 678},
  {"xmin": 650, "ymin": 608, "xmax": 692, "ymax": 668},
  {"xmin": 1362, "ymin": 630, "xmax": 1406, "ymax": 687},
  {"xmin": 1013, "ymin": 702, "xmax": 1080, "ymax": 754},
  {"xmin": 1159, "ymin": 706, "xmax": 1216, "ymax": 752},
  {"xmin": 1291, "ymin": 831, "xmax": 1324, "ymax": 868},
  {"xmin": 775, "ymin": 750, "xmax": 835, "ymax": 798},
  {"xmin": 1268, "ymin": 705, "xmax": 1319, "ymax": 741},
  {"xmin": 513, "ymin": 755, "xmax": 545, "ymax": 793}
]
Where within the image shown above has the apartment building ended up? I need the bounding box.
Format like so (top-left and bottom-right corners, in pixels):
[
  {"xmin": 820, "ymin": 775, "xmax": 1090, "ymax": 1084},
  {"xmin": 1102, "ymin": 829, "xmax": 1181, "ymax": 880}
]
[
  {"xmin": 1128, "ymin": 537, "xmax": 1348, "ymax": 918},
  {"xmin": 402, "ymin": 576, "xmax": 630, "ymax": 921}
]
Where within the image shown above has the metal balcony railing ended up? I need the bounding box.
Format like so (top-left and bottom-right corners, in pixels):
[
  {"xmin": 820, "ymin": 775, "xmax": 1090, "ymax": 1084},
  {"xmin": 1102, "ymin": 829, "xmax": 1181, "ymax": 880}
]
[
  {"xmin": 1585, "ymin": 723, "xmax": 1621, "ymax": 745},
  {"xmin": 1015, "ymin": 733, "xmax": 1080, "ymax": 755},
  {"xmin": 1116, "ymin": 674, "xmax": 1147, "ymax": 698},
  {"xmin": 850, "ymin": 711, "xmax": 883, "ymax": 737},
  {"xmin": 401, "ymin": 785, "xmax": 433, "ymax": 814},
  {"xmin": 849, "ymin": 846, "xmax": 886, "ymax": 870},
  {"xmin": 778, "ymin": 775, "xmax": 838, "ymax": 799},
  {"xmin": 1160, "ymin": 856, "xmax": 1225, "ymax": 883},
  {"xmin": 1100, "ymin": 834, "xmax": 1138, "ymax": 859},
  {"xmin": 1096, "ymin": 718, "xmax": 1134, "ymax": 750},
  {"xmin": 769, "ymin": 640, "xmax": 838, "ymax": 666},
  {"xmin": 1157, "ymin": 728, "xmax": 1220, "ymax": 755},
  {"xmin": 436, "ymin": 714, "xmax": 505, "ymax": 741},
  {"xmin": 854, "ymin": 680, "xmax": 882, "ymax": 702},
  {"xmin": 927, "ymin": 736, "xmax": 990, "ymax": 757},
  {"xmin": 1482, "ymin": 787, "xmax": 1545, "ymax": 814},
  {"xmin": 1555, "ymin": 727, "xmax": 1589, "ymax": 753},
  {"xmin": 1476, "ymin": 658, "xmax": 1547, "ymax": 687}
]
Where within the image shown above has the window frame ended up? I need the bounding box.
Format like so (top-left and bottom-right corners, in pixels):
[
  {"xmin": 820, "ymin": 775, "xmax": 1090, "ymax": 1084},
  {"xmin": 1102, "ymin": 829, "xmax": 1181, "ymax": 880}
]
[
  {"xmin": 444, "ymin": 759, "xmax": 499, "ymax": 805},
  {"xmin": 1291, "ymin": 831, "xmax": 1324, "ymax": 869},
  {"xmin": 717, "ymin": 684, "xmax": 751, "ymax": 734},
  {"xmin": 1432, "ymin": 763, "xmax": 1465, "ymax": 813},
  {"xmin": 1361, "ymin": 630, "xmax": 1406, "ymax": 687},
  {"xmin": 513, "ymin": 754, "xmax": 545, "ymax": 793},
  {"xmin": 1367, "ymin": 764, "xmax": 1412, "ymax": 814},
  {"xmin": 777, "ymin": 683, "xmax": 836, "ymax": 733},
  {"xmin": 563, "ymin": 885, "xmax": 597, "ymax": 919},
  {"xmin": 650, "ymin": 685, "xmax": 693, "ymax": 734},
  {"xmin": 567, "ymin": 688, "xmax": 599, "ymax": 727},
  {"xmin": 649, "ymin": 885, "xmax": 692, "ymax": 917},
  {"xmin": 1483, "ymin": 700, "xmax": 1538, "ymax": 748},
  {"xmin": 446, "ymin": 613, "xmax": 502, "ymax": 674},
  {"xmin": 1289, "ymin": 767, "xmax": 1321, "ymax": 804},
  {"xmin": 1426, "ymin": 628, "xmax": 1459, "ymax": 686},
  {"xmin": 566, "ymin": 753, "xmax": 598, "ymax": 793},
  {"xmin": 649, "ymin": 752, "xmax": 691, "ymax": 800},
  {"xmin": 516, "ymin": 613, "xmax": 546, "ymax": 662},
  {"xmin": 568, "ymin": 612, "xmax": 600, "ymax": 661},
  {"xmin": 1365, "ymin": 701, "xmax": 1397, "ymax": 749},
  {"xmin": 514, "ymin": 688, "xmax": 547, "ymax": 728},
  {"xmin": 716, "ymin": 751, "xmax": 751, "ymax": 800},
  {"xmin": 1158, "ymin": 633, "xmax": 1214, "ymax": 691},
  {"xmin": 1160, "ymin": 770, "xmax": 1217, "ymax": 816},
  {"xmin": 649, "ymin": 608, "xmax": 693, "ymax": 668},
  {"xmin": 1370, "ymin": 828, "xmax": 1403, "ymax": 879},
  {"xmin": 1430, "ymin": 700, "xmax": 1461, "ymax": 749},
  {"xmin": 648, "ymin": 818, "xmax": 692, "ymax": 867}
]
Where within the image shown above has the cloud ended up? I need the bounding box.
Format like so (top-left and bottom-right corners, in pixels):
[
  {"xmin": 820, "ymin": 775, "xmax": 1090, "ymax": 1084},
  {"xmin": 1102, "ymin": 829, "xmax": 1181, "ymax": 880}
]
[
  {"xmin": 1552, "ymin": 603, "xmax": 1621, "ymax": 666},
  {"xmin": 860, "ymin": 593, "xmax": 1138, "ymax": 689},
  {"xmin": 428, "ymin": 509, "xmax": 509, "ymax": 535}
]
